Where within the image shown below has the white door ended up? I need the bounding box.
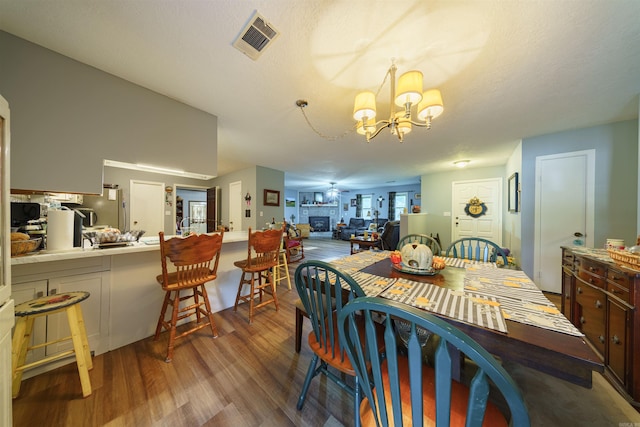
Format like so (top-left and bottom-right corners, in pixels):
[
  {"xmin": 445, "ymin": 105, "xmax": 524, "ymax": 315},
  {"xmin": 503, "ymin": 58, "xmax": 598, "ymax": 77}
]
[
  {"xmin": 229, "ymin": 181, "xmax": 242, "ymax": 231},
  {"xmin": 130, "ymin": 180, "xmax": 165, "ymax": 236},
  {"xmin": 534, "ymin": 150, "xmax": 595, "ymax": 293},
  {"xmin": 451, "ymin": 178, "xmax": 502, "ymax": 244}
]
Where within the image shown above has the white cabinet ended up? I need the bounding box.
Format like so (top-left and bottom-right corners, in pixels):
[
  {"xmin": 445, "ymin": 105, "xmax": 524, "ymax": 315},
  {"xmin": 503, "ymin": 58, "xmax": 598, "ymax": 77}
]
[
  {"xmin": 400, "ymin": 213, "xmax": 429, "ymax": 237},
  {"xmin": 47, "ymin": 272, "xmax": 110, "ymax": 356},
  {"xmin": 0, "ymin": 300, "xmax": 14, "ymax": 427},
  {"xmin": 11, "ymin": 259, "xmax": 110, "ymax": 378},
  {"xmin": 11, "ymin": 280, "xmax": 48, "ymax": 364}
]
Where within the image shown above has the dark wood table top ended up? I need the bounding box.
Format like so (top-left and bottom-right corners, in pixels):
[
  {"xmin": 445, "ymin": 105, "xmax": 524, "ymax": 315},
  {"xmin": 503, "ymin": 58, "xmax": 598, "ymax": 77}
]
[{"xmin": 361, "ymin": 258, "xmax": 604, "ymax": 388}]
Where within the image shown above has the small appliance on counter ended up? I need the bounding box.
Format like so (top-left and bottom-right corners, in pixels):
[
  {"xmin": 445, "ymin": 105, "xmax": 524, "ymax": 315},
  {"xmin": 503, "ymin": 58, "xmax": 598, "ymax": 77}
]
[
  {"xmin": 76, "ymin": 208, "xmax": 97, "ymax": 227},
  {"xmin": 11, "ymin": 202, "xmax": 46, "ymax": 250},
  {"xmin": 10, "ymin": 202, "xmax": 40, "ymax": 228}
]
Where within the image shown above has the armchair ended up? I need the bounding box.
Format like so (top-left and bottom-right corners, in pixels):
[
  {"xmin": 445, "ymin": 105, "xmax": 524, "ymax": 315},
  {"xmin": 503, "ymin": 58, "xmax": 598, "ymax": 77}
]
[{"xmin": 377, "ymin": 220, "xmax": 400, "ymax": 250}]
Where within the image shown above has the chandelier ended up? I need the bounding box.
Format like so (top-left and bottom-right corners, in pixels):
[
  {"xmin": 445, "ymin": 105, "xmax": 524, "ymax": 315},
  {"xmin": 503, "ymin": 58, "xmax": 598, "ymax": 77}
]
[
  {"xmin": 353, "ymin": 61, "xmax": 444, "ymax": 143},
  {"xmin": 326, "ymin": 182, "xmax": 340, "ymax": 202}
]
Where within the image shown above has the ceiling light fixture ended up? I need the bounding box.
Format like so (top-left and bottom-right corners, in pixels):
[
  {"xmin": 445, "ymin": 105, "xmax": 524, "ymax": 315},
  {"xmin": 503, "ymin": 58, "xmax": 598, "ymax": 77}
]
[
  {"xmin": 353, "ymin": 60, "xmax": 444, "ymax": 143},
  {"xmin": 454, "ymin": 160, "xmax": 470, "ymax": 168},
  {"xmin": 326, "ymin": 182, "xmax": 340, "ymax": 202}
]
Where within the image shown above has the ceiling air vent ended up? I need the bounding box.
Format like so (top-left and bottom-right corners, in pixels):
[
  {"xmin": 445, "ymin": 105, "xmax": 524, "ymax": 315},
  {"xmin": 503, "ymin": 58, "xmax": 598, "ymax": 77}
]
[{"xmin": 233, "ymin": 11, "xmax": 280, "ymax": 61}]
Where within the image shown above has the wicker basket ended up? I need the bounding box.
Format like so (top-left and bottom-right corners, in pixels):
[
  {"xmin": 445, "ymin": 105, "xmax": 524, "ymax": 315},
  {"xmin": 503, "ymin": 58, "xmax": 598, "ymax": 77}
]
[
  {"xmin": 11, "ymin": 238, "xmax": 42, "ymax": 257},
  {"xmin": 607, "ymin": 249, "xmax": 640, "ymax": 271}
]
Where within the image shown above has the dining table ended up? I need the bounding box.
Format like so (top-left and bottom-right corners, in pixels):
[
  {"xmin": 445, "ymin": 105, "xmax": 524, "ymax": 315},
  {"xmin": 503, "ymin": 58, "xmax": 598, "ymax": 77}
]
[{"xmin": 329, "ymin": 251, "xmax": 604, "ymax": 389}]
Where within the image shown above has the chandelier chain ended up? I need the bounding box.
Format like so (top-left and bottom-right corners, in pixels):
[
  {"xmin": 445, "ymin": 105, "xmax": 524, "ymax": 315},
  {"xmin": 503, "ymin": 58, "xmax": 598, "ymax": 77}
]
[{"xmin": 297, "ymin": 102, "xmax": 355, "ymax": 141}]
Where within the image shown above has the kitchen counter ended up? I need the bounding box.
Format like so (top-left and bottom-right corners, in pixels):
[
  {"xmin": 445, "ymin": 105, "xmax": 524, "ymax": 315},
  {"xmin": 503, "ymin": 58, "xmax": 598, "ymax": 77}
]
[{"xmin": 10, "ymin": 230, "xmax": 249, "ymax": 265}]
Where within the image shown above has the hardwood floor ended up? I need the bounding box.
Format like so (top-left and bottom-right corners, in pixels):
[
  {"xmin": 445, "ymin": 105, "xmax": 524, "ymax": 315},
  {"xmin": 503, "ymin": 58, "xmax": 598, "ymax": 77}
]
[
  {"xmin": 11, "ymin": 235, "xmax": 353, "ymax": 427},
  {"xmin": 11, "ymin": 236, "xmax": 640, "ymax": 426}
]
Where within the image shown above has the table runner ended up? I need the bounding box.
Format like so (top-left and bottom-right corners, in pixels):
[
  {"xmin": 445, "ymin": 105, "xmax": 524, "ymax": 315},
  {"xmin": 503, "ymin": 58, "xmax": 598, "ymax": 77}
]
[{"xmin": 464, "ymin": 264, "xmax": 583, "ymax": 336}]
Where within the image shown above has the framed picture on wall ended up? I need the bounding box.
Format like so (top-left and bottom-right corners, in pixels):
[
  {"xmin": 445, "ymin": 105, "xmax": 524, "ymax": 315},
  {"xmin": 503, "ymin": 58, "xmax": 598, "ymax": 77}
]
[
  {"xmin": 189, "ymin": 201, "xmax": 206, "ymax": 223},
  {"xmin": 350, "ymin": 198, "xmax": 357, "ymax": 207},
  {"xmin": 264, "ymin": 189, "xmax": 280, "ymax": 206},
  {"xmin": 508, "ymin": 172, "xmax": 519, "ymax": 213}
]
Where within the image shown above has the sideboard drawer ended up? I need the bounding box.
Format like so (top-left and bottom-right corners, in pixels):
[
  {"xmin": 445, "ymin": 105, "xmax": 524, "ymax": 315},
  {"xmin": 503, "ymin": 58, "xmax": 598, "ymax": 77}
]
[
  {"xmin": 608, "ymin": 282, "xmax": 631, "ymax": 304},
  {"xmin": 576, "ymin": 282, "xmax": 606, "ymax": 356},
  {"xmin": 581, "ymin": 258, "xmax": 606, "ymax": 278},
  {"xmin": 607, "ymin": 268, "xmax": 632, "ymax": 291},
  {"xmin": 579, "ymin": 269, "xmax": 606, "ymax": 289}
]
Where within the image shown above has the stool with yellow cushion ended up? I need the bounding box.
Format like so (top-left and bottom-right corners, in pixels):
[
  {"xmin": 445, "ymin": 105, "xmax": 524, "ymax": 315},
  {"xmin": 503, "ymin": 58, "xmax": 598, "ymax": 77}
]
[{"xmin": 11, "ymin": 291, "xmax": 93, "ymax": 398}]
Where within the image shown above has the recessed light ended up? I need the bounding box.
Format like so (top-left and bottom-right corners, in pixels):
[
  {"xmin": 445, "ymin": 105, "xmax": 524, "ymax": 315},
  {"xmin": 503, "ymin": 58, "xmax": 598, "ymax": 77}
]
[{"xmin": 454, "ymin": 160, "xmax": 470, "ymax": 168}]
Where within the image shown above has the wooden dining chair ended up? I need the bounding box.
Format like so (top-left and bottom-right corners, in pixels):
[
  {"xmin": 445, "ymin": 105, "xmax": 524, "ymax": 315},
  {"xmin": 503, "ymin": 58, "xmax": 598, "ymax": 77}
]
[
  {"xmin": 155, "ymin": 229, "xmax": 224, "ymax": 362},
  {"xmin": 397, "ymin": 233, "xmax": 442, "ymax": 255},
  {"xmin": 233, "ymin": 226, "xmax": 283, "ymax": 323},
  {"xmin": 445, "ymin": 237, "xmax": 509, "ymax": 266},
  {"xmin": 339, "ymin": 296, "xmax": 531, "ymax": 427},
  {"xmin": 293, "ymin": 260, "xmax": 384, "ymax": 427}
]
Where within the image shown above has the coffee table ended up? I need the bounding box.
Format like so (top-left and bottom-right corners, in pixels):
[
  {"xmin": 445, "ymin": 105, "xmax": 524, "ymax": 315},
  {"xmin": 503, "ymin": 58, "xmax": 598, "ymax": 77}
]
[{"xmin": 350, "ymin": 236, "xmax": 378, "ymax": 254}]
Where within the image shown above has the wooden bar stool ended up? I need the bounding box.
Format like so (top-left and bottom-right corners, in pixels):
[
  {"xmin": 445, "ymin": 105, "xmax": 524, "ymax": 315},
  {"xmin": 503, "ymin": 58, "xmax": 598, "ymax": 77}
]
[
  {"xmin": 12, "ymin": 291, "xmax": 93, "ymax": 398},
  {"xmin": 273, "ymin": 234, "xmax": 291, "ymax": 290},
  {"xmin": 233, "ymin": 226, "xmax": 282, "ymax": 323},
  {"xmin": 155, "ymin": 230, "xmax": 224, "ymax": 362}
]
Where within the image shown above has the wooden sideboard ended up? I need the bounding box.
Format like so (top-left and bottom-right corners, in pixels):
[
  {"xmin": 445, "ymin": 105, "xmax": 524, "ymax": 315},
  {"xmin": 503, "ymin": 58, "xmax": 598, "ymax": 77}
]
[{"xmin": 562, "ymin": 247, "xmax": 640, "ymax": 407}]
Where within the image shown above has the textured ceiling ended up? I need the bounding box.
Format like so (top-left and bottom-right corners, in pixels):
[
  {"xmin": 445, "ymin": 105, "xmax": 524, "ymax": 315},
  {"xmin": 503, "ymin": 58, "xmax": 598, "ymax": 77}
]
[{"xmin": 1, "ymin": 0, "xmax": 639, "ymax": 191}]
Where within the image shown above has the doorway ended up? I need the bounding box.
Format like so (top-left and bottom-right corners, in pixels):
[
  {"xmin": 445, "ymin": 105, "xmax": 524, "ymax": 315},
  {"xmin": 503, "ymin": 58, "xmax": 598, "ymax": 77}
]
[
  {"xmin": 229, "ymin": 181, "xmax": 242, "ymax": 232},
  {"xmin": 174, "ymin": 184, "xmax": 214, "ymax": 234},
  {"xmin": 451, "ymin": 178, "xmax": 503, "ymax": 245},
  {"xmin": 534, "ymin": 150, "xmax": 595, "ymax": 293},
  {"xmin": 130, "ymin": 180, "xmax": 165, "ymax": 235}
]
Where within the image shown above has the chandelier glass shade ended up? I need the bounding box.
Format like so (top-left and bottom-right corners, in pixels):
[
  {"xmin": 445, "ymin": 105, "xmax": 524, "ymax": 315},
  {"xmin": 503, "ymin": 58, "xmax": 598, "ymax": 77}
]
[
  {"xmin": 326, "ymin": 182, "xmax": 340, "ymax": 202},
  {"xmin": 353, "ymin": 62, "xmax": 444, "ymax": 142}
]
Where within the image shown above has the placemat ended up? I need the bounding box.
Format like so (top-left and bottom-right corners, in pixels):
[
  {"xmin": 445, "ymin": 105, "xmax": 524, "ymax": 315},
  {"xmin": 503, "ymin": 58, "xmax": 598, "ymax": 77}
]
[{"xmin": 379, "ymin": 278, "xmax": 508, "ymax": 333}]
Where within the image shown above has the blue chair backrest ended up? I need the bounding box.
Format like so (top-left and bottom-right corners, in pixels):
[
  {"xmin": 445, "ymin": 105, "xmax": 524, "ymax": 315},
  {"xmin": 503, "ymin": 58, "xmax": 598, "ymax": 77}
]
[
  {"xmin": 339, "ymin": 297, "xmax": 530, "ymax": 427},
  {"xmin": 445, "ymin": 237, "xmax": 509, "ymax": 266},
  {"xmin": 294, "ymin": 260, "xmax": 365, "ymax": 362},
  {"xmin": 397, "ymin": 234, "xmax": 442, "ymax": 255}
]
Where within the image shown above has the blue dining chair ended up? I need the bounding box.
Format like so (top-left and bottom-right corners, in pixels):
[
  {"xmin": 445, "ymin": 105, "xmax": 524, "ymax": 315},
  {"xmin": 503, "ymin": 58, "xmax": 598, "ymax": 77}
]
[
  {"xmin": 445, "ymin": 237, "xmax": 509, "ymax": 266},
  {"xmin": 339, "ymin": 296, "xmax": 530, "ymax": 427},
  {"xmin": 294, "ymin": 260, "xmax": 384, "ymax": 427}
]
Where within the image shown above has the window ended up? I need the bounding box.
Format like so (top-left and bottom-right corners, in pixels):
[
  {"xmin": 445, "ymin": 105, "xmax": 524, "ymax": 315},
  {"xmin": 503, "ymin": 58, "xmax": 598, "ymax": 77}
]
[
  {"xmin": 394, "ymin": 192, "xmax": 409, "ymax": 219},
  {"xmin": 361, "ymin": 195, "xmax": 372, "ymax": 219}
]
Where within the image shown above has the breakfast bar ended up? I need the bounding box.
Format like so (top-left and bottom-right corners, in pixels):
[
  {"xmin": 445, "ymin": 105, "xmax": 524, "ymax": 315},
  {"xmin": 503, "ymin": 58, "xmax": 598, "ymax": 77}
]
[{"xmin": 10, "ymin": 231, "xmax": 249, "ymax": 378}]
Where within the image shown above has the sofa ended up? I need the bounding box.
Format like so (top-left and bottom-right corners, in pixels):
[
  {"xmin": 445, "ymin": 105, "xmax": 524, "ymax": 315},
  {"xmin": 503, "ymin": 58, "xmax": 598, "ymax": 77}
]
[
  {"xmin": 339, "ymin": 218, "xmax": 364, "ymax": 240},
  {"xmin": 339, "ymin": 218, "xmax": 389, "ymax": 240}
]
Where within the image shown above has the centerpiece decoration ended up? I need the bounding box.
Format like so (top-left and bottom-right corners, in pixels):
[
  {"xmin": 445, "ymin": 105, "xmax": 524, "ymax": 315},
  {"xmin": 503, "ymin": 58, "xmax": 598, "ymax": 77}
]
[
  {"xmin": 401, "ymin": 243, "xmax": 433, "ymax": 269},
  {"xmin": 389, "ymin": 243, "xmax": 446, "ymax": 276}
]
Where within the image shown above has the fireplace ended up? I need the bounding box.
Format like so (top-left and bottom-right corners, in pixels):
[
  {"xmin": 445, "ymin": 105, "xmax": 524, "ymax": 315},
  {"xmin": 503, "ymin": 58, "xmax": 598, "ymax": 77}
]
[{"xmin": 309, "ymin": 216, "xmax": 330, "ymax": 232}]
